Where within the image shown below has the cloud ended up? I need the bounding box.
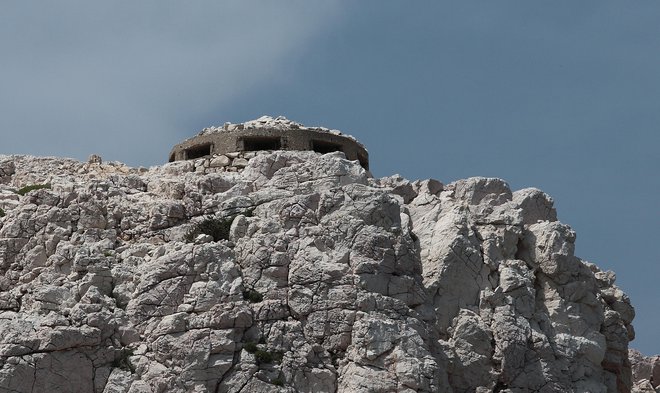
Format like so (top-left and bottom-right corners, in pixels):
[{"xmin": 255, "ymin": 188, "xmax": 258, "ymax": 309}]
[{"xmin": 0, "ymin": 1, "xmax": 343, "ymax": 165}]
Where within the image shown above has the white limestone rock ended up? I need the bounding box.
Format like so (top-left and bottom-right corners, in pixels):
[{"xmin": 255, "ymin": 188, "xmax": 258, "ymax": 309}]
[
  {"xmin": 630, "ymin": 349, "xmax": 660, "ymax": 393},
  {"xmin": 0, "ymin": 152, "xmax": 638, "ymax": 393}
]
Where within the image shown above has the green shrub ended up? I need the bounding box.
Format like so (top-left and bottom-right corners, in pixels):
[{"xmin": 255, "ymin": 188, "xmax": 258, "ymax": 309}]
[
  {"xmin": 254, "ymin": 349, "xmax": 283, "ymax": 365},
  {"xmin": 112, "ymin": 348, "xmax": 135, "ymax": 373},
  {"xmin": 184, "ymin": 216, "xmax": 233, "ymax": 242},
  {"xmin": 244, "ymin": 342, "xmax": 258, "ymax": 353},
  {"xmin": 254, "ymin": 349, "xmax": 273, "ymax": 364},
  {"xmin": 243, "ymin": 289, "xmax": 263, "ymax": 303},
  {"xmin": 0, "ymin": 208, "xmax": 4, "ymax": 218},
  {"xmin": 243, "ymin": 340, "xmax": 284, "ymax": 366},
  {"xmin": 16, "ymin": 183, "xmax": 51, "ymax": 196},
  {"xmin": 271, "ymin": 376, "xmax": 284, "ymax": 386}
]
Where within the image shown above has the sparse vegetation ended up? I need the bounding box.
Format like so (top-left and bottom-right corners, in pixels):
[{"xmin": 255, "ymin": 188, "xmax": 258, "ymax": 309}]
[
  {"xmin": 329, "ymin": 350, "xmax": 343, "ymax": 366},
  {"xmin": 244, "ymin": 342, "xmax": 258, "ymax": 353},
  {"xmin": 254, "ymin": 349, "xmax": 283, "ymax": 365},
  {"xmin": 184, "ymin": 216, "xmax": 234, "ymax": 242},
  {"xmin": 16, "ymin": 183, "xmax": 51, "ymax": 196},
  {"xmin": 243, "ymin": 289, "xmax": 263, "ymax": 303},
  {"xmin": 243, "ymin": 341, "xmax": 283, "ymax": 366},
  {"xmin": 254, "ymin": 350, "xmax": 274, "ymax": 364},
  {"xmin": 0, "ymin": 208, "xmax": 4, "ymax": 218},
  {"xmin": 271, "ymin": 376, "xmax": 285, "ymax": 386},
  {"xmin": 112, "ymin": 348, "xmax": 135, "ymax": 373}
]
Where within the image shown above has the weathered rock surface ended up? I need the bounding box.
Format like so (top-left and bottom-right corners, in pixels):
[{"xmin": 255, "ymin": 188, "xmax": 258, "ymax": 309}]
[
  {"xmin": 630, "ymin": 350, "xmax": 660, "ymax": 393},
  {"xmin": 0, "ymin": 151, "xmax": 637, "ymax": 392}
]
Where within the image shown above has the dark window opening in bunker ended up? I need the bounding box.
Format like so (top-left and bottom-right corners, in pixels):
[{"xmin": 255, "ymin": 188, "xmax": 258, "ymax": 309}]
[
  {"xmin": 312, "ymin": 140, "xmax": 343, "ymax": 155},
  {"xmin": 186, "ymin": 144, "xmax": 212, "ymax": 159},
  {"xmin": 358, "ymin": 153, "xmax": 369, "ymax": 171},
  {"xmin": 242, "ymin": 136, "xmax": 282, "ymax": 151},
  {"xmin": 169, "ymin": 153, "xmax": 175, "ymax": 162}
]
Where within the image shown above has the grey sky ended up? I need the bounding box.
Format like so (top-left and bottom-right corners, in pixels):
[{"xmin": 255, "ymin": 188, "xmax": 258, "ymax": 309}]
[{"xmin": 2, "ymin": 1, "xmax": 658, "ymax": 354}]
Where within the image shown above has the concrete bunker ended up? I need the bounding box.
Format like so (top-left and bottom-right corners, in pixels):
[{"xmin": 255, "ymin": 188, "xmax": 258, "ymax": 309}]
[{"xmin": 169, "ymin": 117, "xmax": 369, "ymax": 170}]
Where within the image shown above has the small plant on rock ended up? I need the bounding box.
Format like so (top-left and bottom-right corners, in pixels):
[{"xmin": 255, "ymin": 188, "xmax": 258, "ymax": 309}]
[
  {"xmin": 254, "ymin": 349, "xmax": 283, "ymax": 365},
  {"xmin": 243, "ymin": 289, "xmax": 263, "ymax": 303},
  {"xmin": 243, "ymin": 341, "xmax": 284, "ymax": 366},
  {"xmin": 0, "ymin": 208, "xmax": 4, "ymax": 218},
  {"xmin": 244, "ymin": 342, "xmax": 258, "ymax": 353},
  {"xmin": 16, "ymin": 183, "xmax": 51, "ymax": 196},
  {"xmin": 184, "ymin": 216, "xmax": 233, "ymax": 242},
  {"xmin": 254, "ymin": 349, "xmax": 274, "ymax": 364},
  {"xmin": 271, "ymin": 376, "xmax": 285, "ymax": 386},
  {"xmin": 112, "ymin": 348, "xmax": 135, "ymax": 373}
]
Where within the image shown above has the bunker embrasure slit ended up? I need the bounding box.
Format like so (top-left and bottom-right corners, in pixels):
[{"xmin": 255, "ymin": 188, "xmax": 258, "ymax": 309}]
[
  {"xmin": 241, "ymin": 136, "xmax": 282, "ymax": 151},
  {"xmin": 185, "ymin": 143, "xmax": 212, "ymax": 159},
  {"xmin": 312, "ymin": 140, "xmax": 343, "ymax": 155}
]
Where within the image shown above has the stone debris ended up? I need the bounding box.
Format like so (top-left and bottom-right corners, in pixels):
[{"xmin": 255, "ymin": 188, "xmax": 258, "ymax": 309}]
[
  {"xmin": 88, "ymin": 154, "xmax": 103, "ymax": 165},
  {"xmin": 0, "ymin": 151, "xmax": 641, "ymax": 392}
]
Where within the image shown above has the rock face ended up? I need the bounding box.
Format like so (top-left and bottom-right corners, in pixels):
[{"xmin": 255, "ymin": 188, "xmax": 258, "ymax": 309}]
[
  {"xmin": 0, "ymin": 152, "xmax": 636, "ymax": 392},
  {"xmin": 630, "ymin": 350, "xmax": 660, "ymax": 393}
]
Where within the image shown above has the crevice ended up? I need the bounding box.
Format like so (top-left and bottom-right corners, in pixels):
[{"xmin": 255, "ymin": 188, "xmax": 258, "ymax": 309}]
[
  {"xmin": 514, "ymin": 237, "xmax": 528, "ymax": 263},
  {"xmin": 493, "ymin": 380, "xmax": 508, "ymax": 393}
]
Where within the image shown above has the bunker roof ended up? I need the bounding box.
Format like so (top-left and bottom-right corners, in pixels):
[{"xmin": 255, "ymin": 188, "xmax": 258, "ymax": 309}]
[{"xmin": 169, "ymin": 116, "xmax": 370, "ymax": 170}]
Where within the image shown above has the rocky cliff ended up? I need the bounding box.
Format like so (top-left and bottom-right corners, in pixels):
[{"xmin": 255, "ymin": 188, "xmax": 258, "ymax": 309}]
[{"xmin": 0, "ymin": 151, "xmax": 636, "ymax": 392}]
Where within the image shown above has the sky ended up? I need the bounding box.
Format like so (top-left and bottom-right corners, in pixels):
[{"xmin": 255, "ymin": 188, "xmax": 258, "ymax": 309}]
[{"xmin": 1, "ymin": 1, "xmax": 658, "ymax": 354}]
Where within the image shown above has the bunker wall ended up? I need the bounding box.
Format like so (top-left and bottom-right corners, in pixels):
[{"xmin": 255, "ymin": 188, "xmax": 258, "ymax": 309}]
[{"xmin": 169, "ymin": 128, "xmax": 369, "ymax": 170}]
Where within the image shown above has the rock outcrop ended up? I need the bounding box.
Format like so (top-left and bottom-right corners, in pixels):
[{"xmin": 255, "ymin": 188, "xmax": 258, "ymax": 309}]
[
  {"xmin": 630, "ymin": 350, "xmax": 660, "ymax": 393},
  {"xmin": 0, "ymin": 151, "xmax": 636, "ymax": 392}
]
